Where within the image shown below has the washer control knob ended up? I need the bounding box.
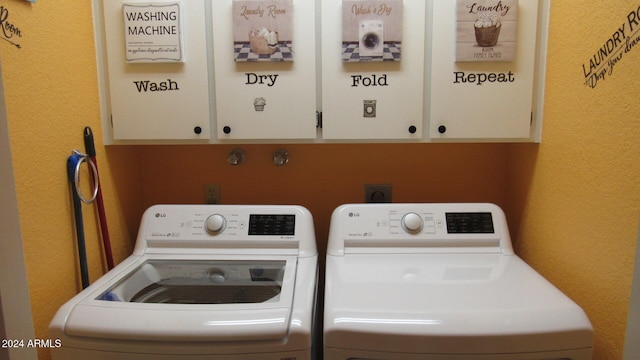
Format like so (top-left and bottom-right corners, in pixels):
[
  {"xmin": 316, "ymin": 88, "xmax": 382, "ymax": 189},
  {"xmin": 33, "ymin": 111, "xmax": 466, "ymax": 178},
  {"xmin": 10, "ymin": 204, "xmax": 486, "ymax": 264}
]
[
  {"xmin": 205, "ymin": 214, "xmax": 226, "ymax": 235},
  {"xmin": 401, "ymin": 213, "xmax": 423, "ymax": 234}
]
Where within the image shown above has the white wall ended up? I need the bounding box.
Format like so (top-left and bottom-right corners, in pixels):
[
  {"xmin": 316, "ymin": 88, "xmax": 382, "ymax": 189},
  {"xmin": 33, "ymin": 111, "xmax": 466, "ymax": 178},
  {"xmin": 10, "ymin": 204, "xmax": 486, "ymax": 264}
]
[
  {"xmin": 624, "ymin": 218, "xmax": 640, "ymax": 359},
  {"xmin": 0, "ymin": 64, "xmax": 37, "ymax": 359},
  {"xmin": 0, "ymin": 293, "xmax": 7, "ymax": 360}
]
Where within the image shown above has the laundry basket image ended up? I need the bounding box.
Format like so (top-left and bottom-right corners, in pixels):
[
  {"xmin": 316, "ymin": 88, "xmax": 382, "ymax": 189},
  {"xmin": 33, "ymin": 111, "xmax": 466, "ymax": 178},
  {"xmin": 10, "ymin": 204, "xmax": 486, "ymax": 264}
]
[
  {"xmin": 474, "ymin": 15, "xmax": 501, "ymax": 47},
  {"xmin": 249, "ymin": 28, "xmax": 278, "ymax": 55}
]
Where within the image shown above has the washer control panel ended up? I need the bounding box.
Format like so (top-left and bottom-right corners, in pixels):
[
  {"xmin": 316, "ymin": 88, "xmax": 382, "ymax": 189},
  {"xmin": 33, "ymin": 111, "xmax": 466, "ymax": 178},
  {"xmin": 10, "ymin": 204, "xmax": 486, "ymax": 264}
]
[
  {"xmin": 331, "ymin": 203, "xmax": 506, "ymax": 251},
  {"xmin": 147, "ymin": 207, "xmax": 300, "ymax": 238},
  {"xmin": 202, "ymin": 213, "xmax": 296, "ymax": 236},
  {"xmin": 340, "ymin": 207, "xmax": 443, "ymax": 237},
  {"xmin": 138, "ymin": 205, "xmax": 316, "ymax": 255}
]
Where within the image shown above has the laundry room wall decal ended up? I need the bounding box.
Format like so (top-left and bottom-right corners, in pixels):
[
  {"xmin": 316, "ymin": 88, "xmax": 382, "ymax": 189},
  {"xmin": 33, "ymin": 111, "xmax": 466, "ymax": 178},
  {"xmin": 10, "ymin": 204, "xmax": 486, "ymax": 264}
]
[
  {"xmin": 582, "ymin": 3, "xmax": 640, "ymax": 89},
  {"xmin": 0, "ymin": 5, "xmax": 23, "ymax": 49}
]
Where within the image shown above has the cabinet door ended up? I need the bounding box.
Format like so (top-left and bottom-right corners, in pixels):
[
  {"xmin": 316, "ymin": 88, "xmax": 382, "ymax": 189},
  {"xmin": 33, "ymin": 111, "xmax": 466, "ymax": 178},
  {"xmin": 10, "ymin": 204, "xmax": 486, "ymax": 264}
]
[
  {"xmin": 212, "ymin": 0, "xmax": 317, "ymax": 140},
  {"xmin": 103, "ymin": 0, "xmax": 212, "ymax": 140},
  {"xmin": 321, "ymin": 0, "xmax": 425, "ymax": 140},
  {"xmin": 427, "ymin": 0, "xmax": 542, "ymax": 141}
]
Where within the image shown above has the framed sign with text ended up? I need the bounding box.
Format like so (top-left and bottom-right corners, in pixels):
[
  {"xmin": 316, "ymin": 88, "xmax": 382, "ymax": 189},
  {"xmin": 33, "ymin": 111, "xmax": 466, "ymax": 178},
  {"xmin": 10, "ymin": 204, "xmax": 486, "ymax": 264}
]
[
  {"xmin": 456, "ymin": 0, "xmax": 518, "ymax": 62},
  {"xmin": 122, "ymin": 2, "xmax": 184, "ymax": 63},
  {"xmin": 342, "ymin": 0, "xmax": 403, "ymax": 62},
  {"xmin": 232, "ymin": 0, "xmax": 294, "ymax": 62}
]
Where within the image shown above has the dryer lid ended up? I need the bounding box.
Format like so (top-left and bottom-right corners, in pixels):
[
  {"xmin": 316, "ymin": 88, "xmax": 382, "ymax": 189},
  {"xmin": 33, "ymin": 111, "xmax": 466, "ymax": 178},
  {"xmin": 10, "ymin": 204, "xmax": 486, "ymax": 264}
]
[
  {"xmin": 64, "ymin": 258, "xmax": 297, "ymax": 342},
  {"xmin": 324, "ymin": 254, "xmax": 593, "ymax": 354}
]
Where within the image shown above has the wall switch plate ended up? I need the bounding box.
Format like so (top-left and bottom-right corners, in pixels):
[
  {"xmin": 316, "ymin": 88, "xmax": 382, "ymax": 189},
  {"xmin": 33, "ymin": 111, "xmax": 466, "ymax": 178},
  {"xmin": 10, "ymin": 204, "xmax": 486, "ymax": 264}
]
[
  {"xmin": 204, "ymin": 184, "xmax": 221, "ymax": 204},
  {"xmin": 365, "ymin": 184, "xmax": 392, "ymax": 203}
]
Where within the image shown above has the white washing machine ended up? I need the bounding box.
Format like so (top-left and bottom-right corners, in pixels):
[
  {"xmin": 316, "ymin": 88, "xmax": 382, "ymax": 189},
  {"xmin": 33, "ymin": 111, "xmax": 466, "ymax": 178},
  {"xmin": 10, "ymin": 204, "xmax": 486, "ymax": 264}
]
[
  {"xmin": 359, "ymin": 19, "xmax": 384, "ymax": 57},
  {"xmin": 50, "ymin": 204, "xmax": 318, "ymax": 360},
  {"xmin": 324, "ymin": 203, "xmax": 593, "ymax": 360}
]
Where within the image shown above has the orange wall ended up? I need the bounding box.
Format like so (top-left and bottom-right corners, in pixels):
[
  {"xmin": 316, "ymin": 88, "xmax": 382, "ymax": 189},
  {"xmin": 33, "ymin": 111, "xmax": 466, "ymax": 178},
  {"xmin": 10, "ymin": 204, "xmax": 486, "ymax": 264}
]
[
  {"xmin": 138, "ymin": 143, "xmax": 509, "ymax": 255},
  {"xmin": 1, "ymin": 1, "xmax": 639, "ymax": 359},
  {"xmin": 0, "ymin": 1, "xmax": 142, "ymax": 359},
  {"xmin": 506, "ymin": 1, "xmax": 640, "ymax": 359}
]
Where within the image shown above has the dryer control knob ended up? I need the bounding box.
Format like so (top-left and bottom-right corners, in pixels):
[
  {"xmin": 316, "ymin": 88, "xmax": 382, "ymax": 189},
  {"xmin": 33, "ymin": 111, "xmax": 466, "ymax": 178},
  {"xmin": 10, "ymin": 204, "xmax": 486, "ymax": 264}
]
[
  {"xmin": 205, "ymin": 214, "xmax": 226, "ymax": 235},
  {"xmin": 402, "ymin": 213, "xmax": 423, "ymax": 234}
]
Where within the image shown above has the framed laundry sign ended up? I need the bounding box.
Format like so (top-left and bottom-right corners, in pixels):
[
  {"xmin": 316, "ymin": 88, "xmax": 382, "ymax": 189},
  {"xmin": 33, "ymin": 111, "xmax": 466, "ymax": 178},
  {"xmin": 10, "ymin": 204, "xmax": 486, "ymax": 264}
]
[
  {"xmin": 122, "ymin": 2, "xmax": 184, "ymax": 63},
  {"xmin": 342, "ymin": 0, "xmax": 403, "ymax": 62},
  {"xmin": 456, "ymin": 0, "xmax": 518, "ymax": 62},
  {"xmin": 232, "ymin": 0, "xmax": 294, "ymax": 62}
]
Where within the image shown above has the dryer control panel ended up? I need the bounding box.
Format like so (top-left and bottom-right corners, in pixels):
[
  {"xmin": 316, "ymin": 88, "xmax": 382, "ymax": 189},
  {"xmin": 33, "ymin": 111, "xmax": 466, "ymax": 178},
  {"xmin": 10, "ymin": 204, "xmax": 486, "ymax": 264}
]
[{"xmin": 328, "ymin": 203, "xmax": 513, "ymax": 255}]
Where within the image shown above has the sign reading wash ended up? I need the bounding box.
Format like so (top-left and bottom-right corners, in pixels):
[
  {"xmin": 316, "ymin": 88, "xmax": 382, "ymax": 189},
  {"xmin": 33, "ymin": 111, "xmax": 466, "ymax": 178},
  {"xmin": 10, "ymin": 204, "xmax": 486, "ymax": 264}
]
[
  {"xmin": 583, "ymin": 4, "xmax": 640, "ymax": 88},
  {"xmin": 123, "ymin": 2, "xmax": 183, "ymax": 62}
]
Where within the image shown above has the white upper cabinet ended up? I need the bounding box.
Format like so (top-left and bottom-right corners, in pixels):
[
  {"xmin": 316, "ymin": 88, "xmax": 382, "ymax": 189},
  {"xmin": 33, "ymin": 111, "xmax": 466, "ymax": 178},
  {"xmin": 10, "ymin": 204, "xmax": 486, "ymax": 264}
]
[
  {"xmin": 100, "ymin": 0, "xmax": 212, "ymax": 141},
  {"xmin": 426, "ymin": 0, "xmax": 546, "ymax": 141},
  {"xmin": 93, "ymin": 0, "xmax": 549, "ymax": 144},
  {"xmin": 212, "ymin": 0, "xmax": 318, "ymax": 140},
  {"xmin": 320, "ymin": 0, "xmax": 426, "ymax": 140}
]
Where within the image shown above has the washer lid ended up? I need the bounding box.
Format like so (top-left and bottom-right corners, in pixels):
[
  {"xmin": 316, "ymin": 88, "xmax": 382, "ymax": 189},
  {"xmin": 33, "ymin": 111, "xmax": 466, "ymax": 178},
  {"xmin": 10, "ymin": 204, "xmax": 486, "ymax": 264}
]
[
  {"xmin": 64, "ymin": 258, "xmax": 297, "ymax": 342},
  {"xmin": 324, "ymin": 254, "xmax": 593, "ymax": 354}
]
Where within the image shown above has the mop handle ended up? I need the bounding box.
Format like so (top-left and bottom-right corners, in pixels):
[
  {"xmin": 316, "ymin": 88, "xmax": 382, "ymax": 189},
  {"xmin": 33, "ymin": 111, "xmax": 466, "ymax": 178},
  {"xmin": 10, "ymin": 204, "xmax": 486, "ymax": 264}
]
[
  {"xmin": 84, "ymin": 127, "xmax": 114, "ymax": 270},
  {"xmin": 67, "ymin": 153, "xmax": 90, "ymax": 289}
]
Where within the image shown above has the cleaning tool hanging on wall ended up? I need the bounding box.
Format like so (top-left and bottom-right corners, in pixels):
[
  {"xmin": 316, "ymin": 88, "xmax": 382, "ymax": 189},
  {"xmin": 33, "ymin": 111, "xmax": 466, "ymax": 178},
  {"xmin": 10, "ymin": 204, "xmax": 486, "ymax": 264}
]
[
  {"xmin": 84, "ymin": 127, "xmax": 114, "ymax": 270},
  {"xmin": 67, "ymin": 150, "xmax": 98, "ymax": 289}
]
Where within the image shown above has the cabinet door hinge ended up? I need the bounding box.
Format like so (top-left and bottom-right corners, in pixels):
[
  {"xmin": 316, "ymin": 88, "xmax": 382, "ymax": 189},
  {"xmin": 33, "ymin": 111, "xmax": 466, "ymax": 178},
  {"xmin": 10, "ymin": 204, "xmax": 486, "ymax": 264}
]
[{"xmin": 530, "ymin": 112, "xmax": 533, "ymax": 126}]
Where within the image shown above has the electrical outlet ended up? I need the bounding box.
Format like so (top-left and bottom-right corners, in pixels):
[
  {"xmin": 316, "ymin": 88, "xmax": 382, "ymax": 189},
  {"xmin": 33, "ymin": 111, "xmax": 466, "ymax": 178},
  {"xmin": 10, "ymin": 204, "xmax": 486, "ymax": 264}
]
[
  {"xmin": 365, "ymin": 184, "xmax": 392, "ymax": 203},
  {"xmin": 204, "ymin": 184, "xmax": 221, "ymax": 204}
]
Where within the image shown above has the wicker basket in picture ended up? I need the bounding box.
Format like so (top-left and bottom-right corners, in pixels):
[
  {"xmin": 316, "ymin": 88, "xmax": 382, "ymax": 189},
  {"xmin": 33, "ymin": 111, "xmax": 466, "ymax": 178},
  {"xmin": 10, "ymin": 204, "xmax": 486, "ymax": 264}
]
[
  {"xmin": 249, "ymin": 29, "xmax": 278, "ymax": 55},
  {"xmin": 474, "ymin": 24, "xmax": 501, "ymax": 47}
]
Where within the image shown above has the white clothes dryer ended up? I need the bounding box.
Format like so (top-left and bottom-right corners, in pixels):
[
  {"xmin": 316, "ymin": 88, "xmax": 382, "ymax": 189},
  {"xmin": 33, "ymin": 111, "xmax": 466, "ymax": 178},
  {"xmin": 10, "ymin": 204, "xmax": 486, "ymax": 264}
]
[
  {"xmin": 50, "ymin": 205, "xmax": 318, "ymax": 360},
  {"xmin": 324, "ymin": 203, "xmax": 593, "ymax": 360}
]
